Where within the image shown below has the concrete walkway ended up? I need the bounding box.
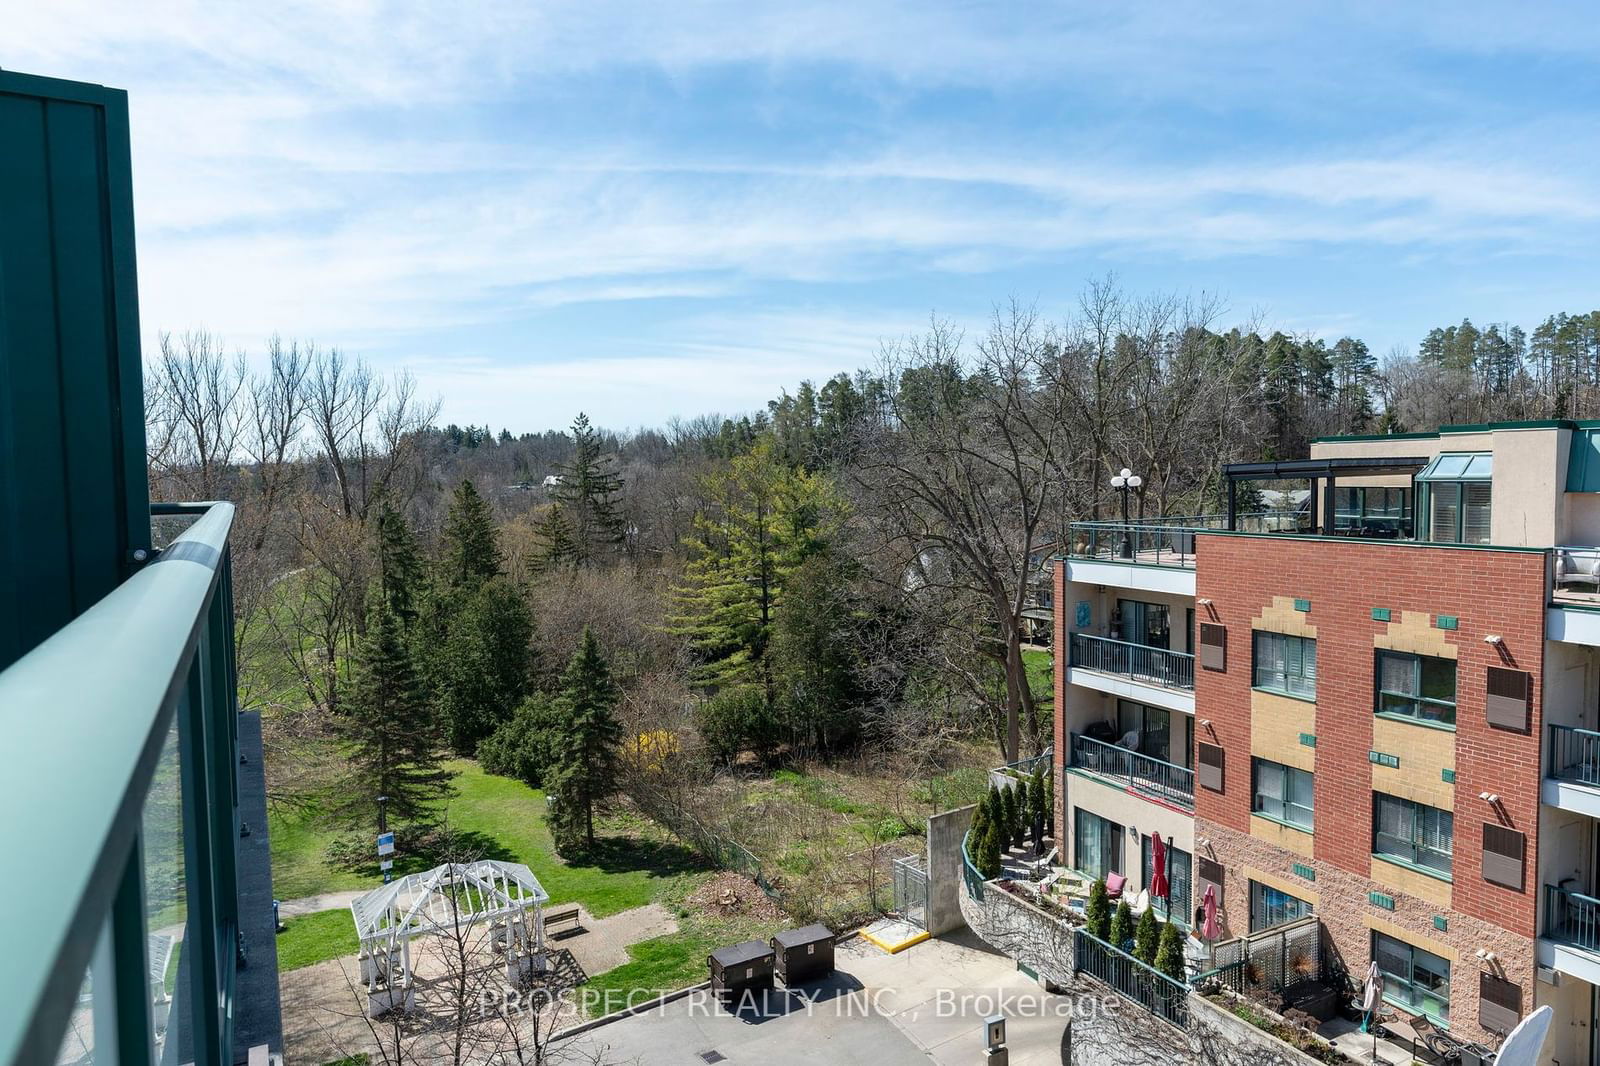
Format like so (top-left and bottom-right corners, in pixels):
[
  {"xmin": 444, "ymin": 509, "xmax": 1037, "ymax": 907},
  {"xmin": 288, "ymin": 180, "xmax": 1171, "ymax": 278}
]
[{"xmin": 277, "ymin": 889, "xmax": 365, "ymax": 919}]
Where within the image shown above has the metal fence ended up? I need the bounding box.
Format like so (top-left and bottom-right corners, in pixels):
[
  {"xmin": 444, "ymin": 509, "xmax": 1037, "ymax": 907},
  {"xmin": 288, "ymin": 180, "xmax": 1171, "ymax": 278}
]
[
  {"xmin": 1547, "ymin": 884, "xmax": 1600, "ymax": 952},
  {"xmin": 893, "ymin": 854, "xmax": 929, "ymax": 929},
  {"xmin": 628, "ymin": 783, "xmax": 783, "ymax": 906},
  {"xmin": 1068, "ymin": 513, "xmax": 1302, "ymax": 567},
  {"xmin": 1070, "ymin": 633, "xmax": 1195, "ymax": 691},
  {"xmin": 1074, "ymin": 929, "xmax": 1191, "ymax": 1029},
  {"xmin": 1069, "ymin": 733, "xmax": 1194, "ymax": 809},
  {"xmin": 1549, "ymin": 723, "xmax": 1600, "ymax": 786},
  {"xmin": 1192, "ymin": 915, "xmax": 1324, "ymax": 997}
]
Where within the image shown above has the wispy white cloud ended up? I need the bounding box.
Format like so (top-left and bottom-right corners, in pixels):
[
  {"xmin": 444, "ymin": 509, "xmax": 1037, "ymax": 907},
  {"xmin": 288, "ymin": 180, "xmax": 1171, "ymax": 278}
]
[{"xmin": 9, "ymin": 0, "xmax": 1600, "ymax": 427}]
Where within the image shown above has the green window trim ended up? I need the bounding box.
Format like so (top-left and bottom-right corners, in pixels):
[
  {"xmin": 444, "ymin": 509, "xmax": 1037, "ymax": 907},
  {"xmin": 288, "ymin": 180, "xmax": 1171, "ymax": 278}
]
[
  {"xmin": 1373, "ymin": 791, "xmax": 1454, "ymax": 881},
  {"xmin": 1375, "ymin": 649, "xmax": 1457, "ymax": 727},
  {"xmin": 1252, "ymin": 758, "xmax": 1314, "ymax": 832},
  {"xmin": 1373, "ymin": 930, "xmax": 1452, "ymax": 1025},
  {"xmin": 1254, "ymin": 631, "xmax": 1317, "ymax": 700}
]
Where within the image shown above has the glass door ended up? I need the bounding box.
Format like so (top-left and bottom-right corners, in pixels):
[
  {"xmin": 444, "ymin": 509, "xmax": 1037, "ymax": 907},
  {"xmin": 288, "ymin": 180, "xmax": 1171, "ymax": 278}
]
[{"xmin": 1118, "ymin": 599, "xmax": 1171, "ymax": 649}]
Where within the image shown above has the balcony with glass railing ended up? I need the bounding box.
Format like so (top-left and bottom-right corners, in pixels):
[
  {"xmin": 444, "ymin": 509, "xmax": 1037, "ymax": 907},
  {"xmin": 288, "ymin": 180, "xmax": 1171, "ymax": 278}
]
[
  {"xmin": 1069, "ymin": 632, "xmax": 1195, "ymax": 691},
  {"xmin": 0, "ymin": 502, "xmax": 249, "ymax": 1066},
  {"xmin": 1546, "ymin": 884, "xmax": 1600, "ymax": 957},
  {"xmin": 1067, "ymin": 512, "xmax": 1303, "ymax": 569},
  {"xmin": 1069, "ymin": 732, "xmax": 1195, "ymax": 810}
]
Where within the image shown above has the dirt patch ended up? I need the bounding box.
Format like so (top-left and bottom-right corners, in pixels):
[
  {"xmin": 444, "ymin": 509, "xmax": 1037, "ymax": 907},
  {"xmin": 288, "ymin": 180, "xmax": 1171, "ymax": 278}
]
[{"xmin": 685, "ymin": 872, "xmax": 786, "ymax": 922}]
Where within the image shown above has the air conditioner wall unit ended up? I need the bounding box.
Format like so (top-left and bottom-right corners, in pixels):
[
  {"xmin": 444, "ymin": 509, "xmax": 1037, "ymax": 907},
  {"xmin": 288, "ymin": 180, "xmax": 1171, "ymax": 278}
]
[{"xmin": 1536, "ymin": 965, "xmax": 1560, "ymax": 986}]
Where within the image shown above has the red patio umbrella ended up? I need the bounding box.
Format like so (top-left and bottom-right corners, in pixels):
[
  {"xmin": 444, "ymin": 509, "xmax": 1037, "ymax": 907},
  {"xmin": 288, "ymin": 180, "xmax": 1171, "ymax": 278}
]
[
  {"xmin": 1150, "ymin": 832, "xmax": 1170, "ymax": 902},
  {"xmin": 1201, "ymin": 883, "xmax": 1220, "ymax": 940}
]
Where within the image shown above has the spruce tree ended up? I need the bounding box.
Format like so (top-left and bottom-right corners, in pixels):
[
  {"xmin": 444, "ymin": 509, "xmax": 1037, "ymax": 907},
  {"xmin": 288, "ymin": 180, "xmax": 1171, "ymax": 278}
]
[
  {"xmin": 968, "ymin": 801, "xmax": 989, "ymax": 861},
  {"xmin": 441, "ymin": 479, "xmax": 501, "ymax": 589},
  {"xmin": 1029, "ymin": 768, "xmax": 1046, "ymax": 828},
  {"xmin": 550, "ymin": 413, "xmax": 626, "ymax": 567},
  {"xmin": 1134, "ymin": 905, "xmax": 1161, "ymax": 965},
  {"xmin": 1155, "ymin": 919, "xmax": 1185, "ymax": 981},
  {"xmin": 547, "ymin": 628, "xmax": 623, "ymax": 849},
  {"xmin": 436, "ymin": 579, "xmax": 534, "ymax": 754},
  {"xmin": 1109, "ymin": 899, "xmax": 1134, "ymax": 951},
  {"xmin": 338, "ymin": 593, "xmax": 454, "ymax": 823},
  {"xmin": 1085, "ymin": 879, "xmax": 1111, "ymax": 941},
  {"xmin": 532, "ymin": 506, "xmax": 580, "ymax": 573},
  {"xmin": 375, "ymin": 505, "xmax": 425, "ymax": 626}
]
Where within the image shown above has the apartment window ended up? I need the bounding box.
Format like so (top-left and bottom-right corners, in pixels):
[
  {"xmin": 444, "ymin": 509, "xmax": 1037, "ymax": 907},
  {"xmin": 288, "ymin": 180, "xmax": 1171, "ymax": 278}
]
[
  {"xmin": 1374, "ymin": 793, "xmax": 1453, "ymax": 878},
  {"xmin": 1075, "ymin": 808, "xmax": 1124, "ymax": 883},
  {"xmin": 1249, "ymin": 880, "xmax": 1313, "ymax": 932},
  {"xmin": 1253, "ymin": 632, "xmax": 1317, "ymax": 699},
  {"xmin": 1252, "ymin": 758, "xmax": 1314, "ymax": 831},
  {"xmin": 1373, "ymin": 931, "xmax": 1451, "ymax": 1023},
  {"xmin": 1418, "ymin": 453, "xmax": 1492, "ymax": 545},
  {"xmin": 1376, "ymin": 650, "xmax": 1456, "ymax": 726}
]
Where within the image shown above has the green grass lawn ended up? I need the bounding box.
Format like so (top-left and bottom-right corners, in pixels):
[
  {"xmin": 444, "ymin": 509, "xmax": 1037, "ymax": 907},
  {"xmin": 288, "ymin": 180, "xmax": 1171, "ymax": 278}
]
[
  {"xmin": 269, "ymin": 759, "xmax": 707, "ymax": 915},
  {"xmin": 1023, "ymin": 647, "xmax": 1053, "ymax": 706},
  {"xmin": 277, "ymin": 908, "xmax": 360, "ymax": 972},
  {"xmin": 579, "ymin": 905, "xmax": 778, "ymax": 1017}
]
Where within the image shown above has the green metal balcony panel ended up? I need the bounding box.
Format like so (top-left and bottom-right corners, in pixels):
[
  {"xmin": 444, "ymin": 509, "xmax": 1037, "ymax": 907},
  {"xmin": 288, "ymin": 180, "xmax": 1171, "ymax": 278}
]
[
  {"xmin": 0, "ymin": 502, "xmax": 233, "ymax": 1066},
  {"xmin": 0, "ymin": 70, "xmax": 150, "ymax": 673}
]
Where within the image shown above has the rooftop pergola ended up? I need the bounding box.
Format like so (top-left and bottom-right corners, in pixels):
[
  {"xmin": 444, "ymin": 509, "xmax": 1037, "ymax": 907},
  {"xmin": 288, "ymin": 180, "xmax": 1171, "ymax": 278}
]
[
  {"xmin": 1223, "ymin": 456, "xmax": 1430, "ymax": 535},
  {"xmin": 349, "ymin": 860, "xmax": 550, "ymax": 1010}
]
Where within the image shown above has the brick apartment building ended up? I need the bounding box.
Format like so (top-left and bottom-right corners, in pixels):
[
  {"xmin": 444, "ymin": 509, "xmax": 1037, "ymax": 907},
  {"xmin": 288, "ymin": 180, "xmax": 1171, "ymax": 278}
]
[{"xmin": 1053, "ymin": 420, "xmax": 1600, "ymax": 1064}]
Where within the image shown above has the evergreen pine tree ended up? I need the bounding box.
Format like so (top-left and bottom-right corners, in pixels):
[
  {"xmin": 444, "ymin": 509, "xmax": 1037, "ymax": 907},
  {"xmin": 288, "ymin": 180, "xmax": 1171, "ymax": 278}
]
[
  {"xmin": 1109, "ymin": 900, "xmax": 1134, "ymax": 951},
  {"xmin": 374, "ymin": 505, "xmax": 425, "ymax": 626},
  {"xmin": 550, "ymin": 413, "xmax": 626, "ymax": 567},
  {"xmin": 532, "ymin": 506, "xmax": 580, "ymax": 572},
  {"xmin": 338, "ymin": 593, "xmax": 454, "ymax": 823},
  {"xmin": 1085, "ymin": 879, "xmax": 1111, "ymax": 941},
  {"xmin": 441, "ymin": 479, "xmax": 501, "ymax": 589},
  {"xmin": 1029, "ymin": 767, "xmax": 1046, "ymax": 827},
  {"xmin": 547, "ymin": 628, "xmax": 623, "ymax": 849},
  {"xmin": 968, "ymin": 801, "xmax": 989, "ymax": 861},
  {"xmin": 1134, "ymin": 905, "xmax": 1161, "ymax": 965},
  {"xmin": 1155, "ymin": 919, "xmax": 1185, "ymax": 981}
]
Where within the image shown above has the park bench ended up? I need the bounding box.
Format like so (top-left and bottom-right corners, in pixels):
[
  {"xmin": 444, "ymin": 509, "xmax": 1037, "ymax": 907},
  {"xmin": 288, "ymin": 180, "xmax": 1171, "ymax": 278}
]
[{"xmin": 545, "ymin": 904, "xmax": 583, "ymax": 937}]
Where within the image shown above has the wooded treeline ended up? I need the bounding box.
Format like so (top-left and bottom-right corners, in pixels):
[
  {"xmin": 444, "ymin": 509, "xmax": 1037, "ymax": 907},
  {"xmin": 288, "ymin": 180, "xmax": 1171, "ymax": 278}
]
[{"xmin": 142, "ymin": 283, "xmax": 1600, "ymax": 817}]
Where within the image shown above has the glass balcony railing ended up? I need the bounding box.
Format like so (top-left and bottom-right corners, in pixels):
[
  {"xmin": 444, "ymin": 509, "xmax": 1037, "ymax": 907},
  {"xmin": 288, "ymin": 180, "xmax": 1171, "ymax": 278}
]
[
  {"xmin": 1069, "ymin": 733, "xmax": 1195, "ymax": 810},
  {"xmin": 1548, "ymin": 723, "xmax": 1600, "ymax": 788},
  {"xmin": 1068, "ymin": 513, "xmax": 1302, "ymax": 568},
  {"xmin": 1546, "ymin": 884, "xmax": 1600, "ymax": 954},
  {"xmin": 0, "ymin": 502, "xmax": 241, "ymax": 1066},
  {"xmin": 1069, "ymin": 633, "xmax": 1195, "ymax": 691}
]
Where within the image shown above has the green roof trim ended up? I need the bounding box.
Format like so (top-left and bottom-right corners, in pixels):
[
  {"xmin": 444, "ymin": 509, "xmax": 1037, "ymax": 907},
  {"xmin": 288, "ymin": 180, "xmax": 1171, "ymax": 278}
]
[{"xmin": 1310, "ymin": 431, "xmax": 1441, "ymax": 444}]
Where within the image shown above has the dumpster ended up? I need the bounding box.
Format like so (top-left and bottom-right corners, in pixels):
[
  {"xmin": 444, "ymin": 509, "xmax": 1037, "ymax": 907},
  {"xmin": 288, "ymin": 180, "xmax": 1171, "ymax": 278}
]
[
  {"xmin": 708, "ymin": 939, "xmax": 775, "ymax": 1000},
  {"xmin": 771, "ymin": 924, "xmax": 835, "ymax": 985}
]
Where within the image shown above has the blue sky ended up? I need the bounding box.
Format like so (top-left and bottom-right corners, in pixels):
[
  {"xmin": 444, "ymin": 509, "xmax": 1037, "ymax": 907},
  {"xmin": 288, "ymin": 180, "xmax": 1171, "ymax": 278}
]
[{"xmin": 11, "ymin": 2, "xmax": 1600, "ymax": 431}]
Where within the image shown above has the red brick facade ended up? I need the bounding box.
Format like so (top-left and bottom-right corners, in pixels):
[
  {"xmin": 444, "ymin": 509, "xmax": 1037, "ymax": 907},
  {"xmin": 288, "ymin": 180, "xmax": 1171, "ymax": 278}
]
[{"xmin": 1192, "ymin": 532, "xmax": 1547, "ymax": 1040}]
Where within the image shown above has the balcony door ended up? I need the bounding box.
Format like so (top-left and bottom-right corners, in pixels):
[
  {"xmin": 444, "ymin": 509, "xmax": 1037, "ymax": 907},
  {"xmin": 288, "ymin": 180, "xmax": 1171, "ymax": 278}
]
[
  {"xmin": 1074, "ymin": 808, "xmax": 1125, "ymax": 883},
  {"xmin": 1117, "ymin": 700, "xmax": 1193, "ymax": 769},
  {"xmin": 1118, "ymin": 599, "xmax": 1170, "ymax": 650}
]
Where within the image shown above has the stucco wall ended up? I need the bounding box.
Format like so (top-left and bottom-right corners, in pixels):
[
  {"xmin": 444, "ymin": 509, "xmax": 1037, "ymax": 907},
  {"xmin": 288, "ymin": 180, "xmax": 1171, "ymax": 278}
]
[{"xmin": 926, "ymin": 804, "xmax": 975, "ymax": 936}]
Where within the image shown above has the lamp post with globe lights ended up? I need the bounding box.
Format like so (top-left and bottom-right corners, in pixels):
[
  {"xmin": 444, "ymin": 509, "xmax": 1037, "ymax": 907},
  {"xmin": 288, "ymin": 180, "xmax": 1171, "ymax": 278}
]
[{"xmin": 1111, "ymin": 468, "xmax": 1142, "ymax": 558}]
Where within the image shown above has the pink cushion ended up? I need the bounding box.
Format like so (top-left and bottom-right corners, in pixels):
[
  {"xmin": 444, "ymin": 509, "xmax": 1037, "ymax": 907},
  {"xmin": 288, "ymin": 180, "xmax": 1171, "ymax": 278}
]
[{"xmin": 1105, "ymin": 873, "xmax": 1126, "ymax": 898}]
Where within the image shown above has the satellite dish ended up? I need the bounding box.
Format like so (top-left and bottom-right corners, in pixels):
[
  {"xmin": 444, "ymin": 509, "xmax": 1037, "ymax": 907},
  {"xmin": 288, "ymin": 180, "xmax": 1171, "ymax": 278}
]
[{"xmin": 1494, "ymin": 1004, "xmax": 1553, "ymax": 1066}]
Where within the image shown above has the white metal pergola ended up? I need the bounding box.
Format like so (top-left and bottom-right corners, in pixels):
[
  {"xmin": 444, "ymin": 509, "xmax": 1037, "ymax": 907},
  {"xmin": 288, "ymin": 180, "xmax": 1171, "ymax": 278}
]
[{"xmin": 349, "ymin": 860, "xmax": 550, "ymax": 1011}]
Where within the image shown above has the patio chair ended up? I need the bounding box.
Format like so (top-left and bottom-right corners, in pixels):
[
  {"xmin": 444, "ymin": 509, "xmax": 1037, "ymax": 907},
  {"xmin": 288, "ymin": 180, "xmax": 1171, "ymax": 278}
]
[{"xmin": 1557, "ymin": 548, "xmax": 1600, "ymax": 592}]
